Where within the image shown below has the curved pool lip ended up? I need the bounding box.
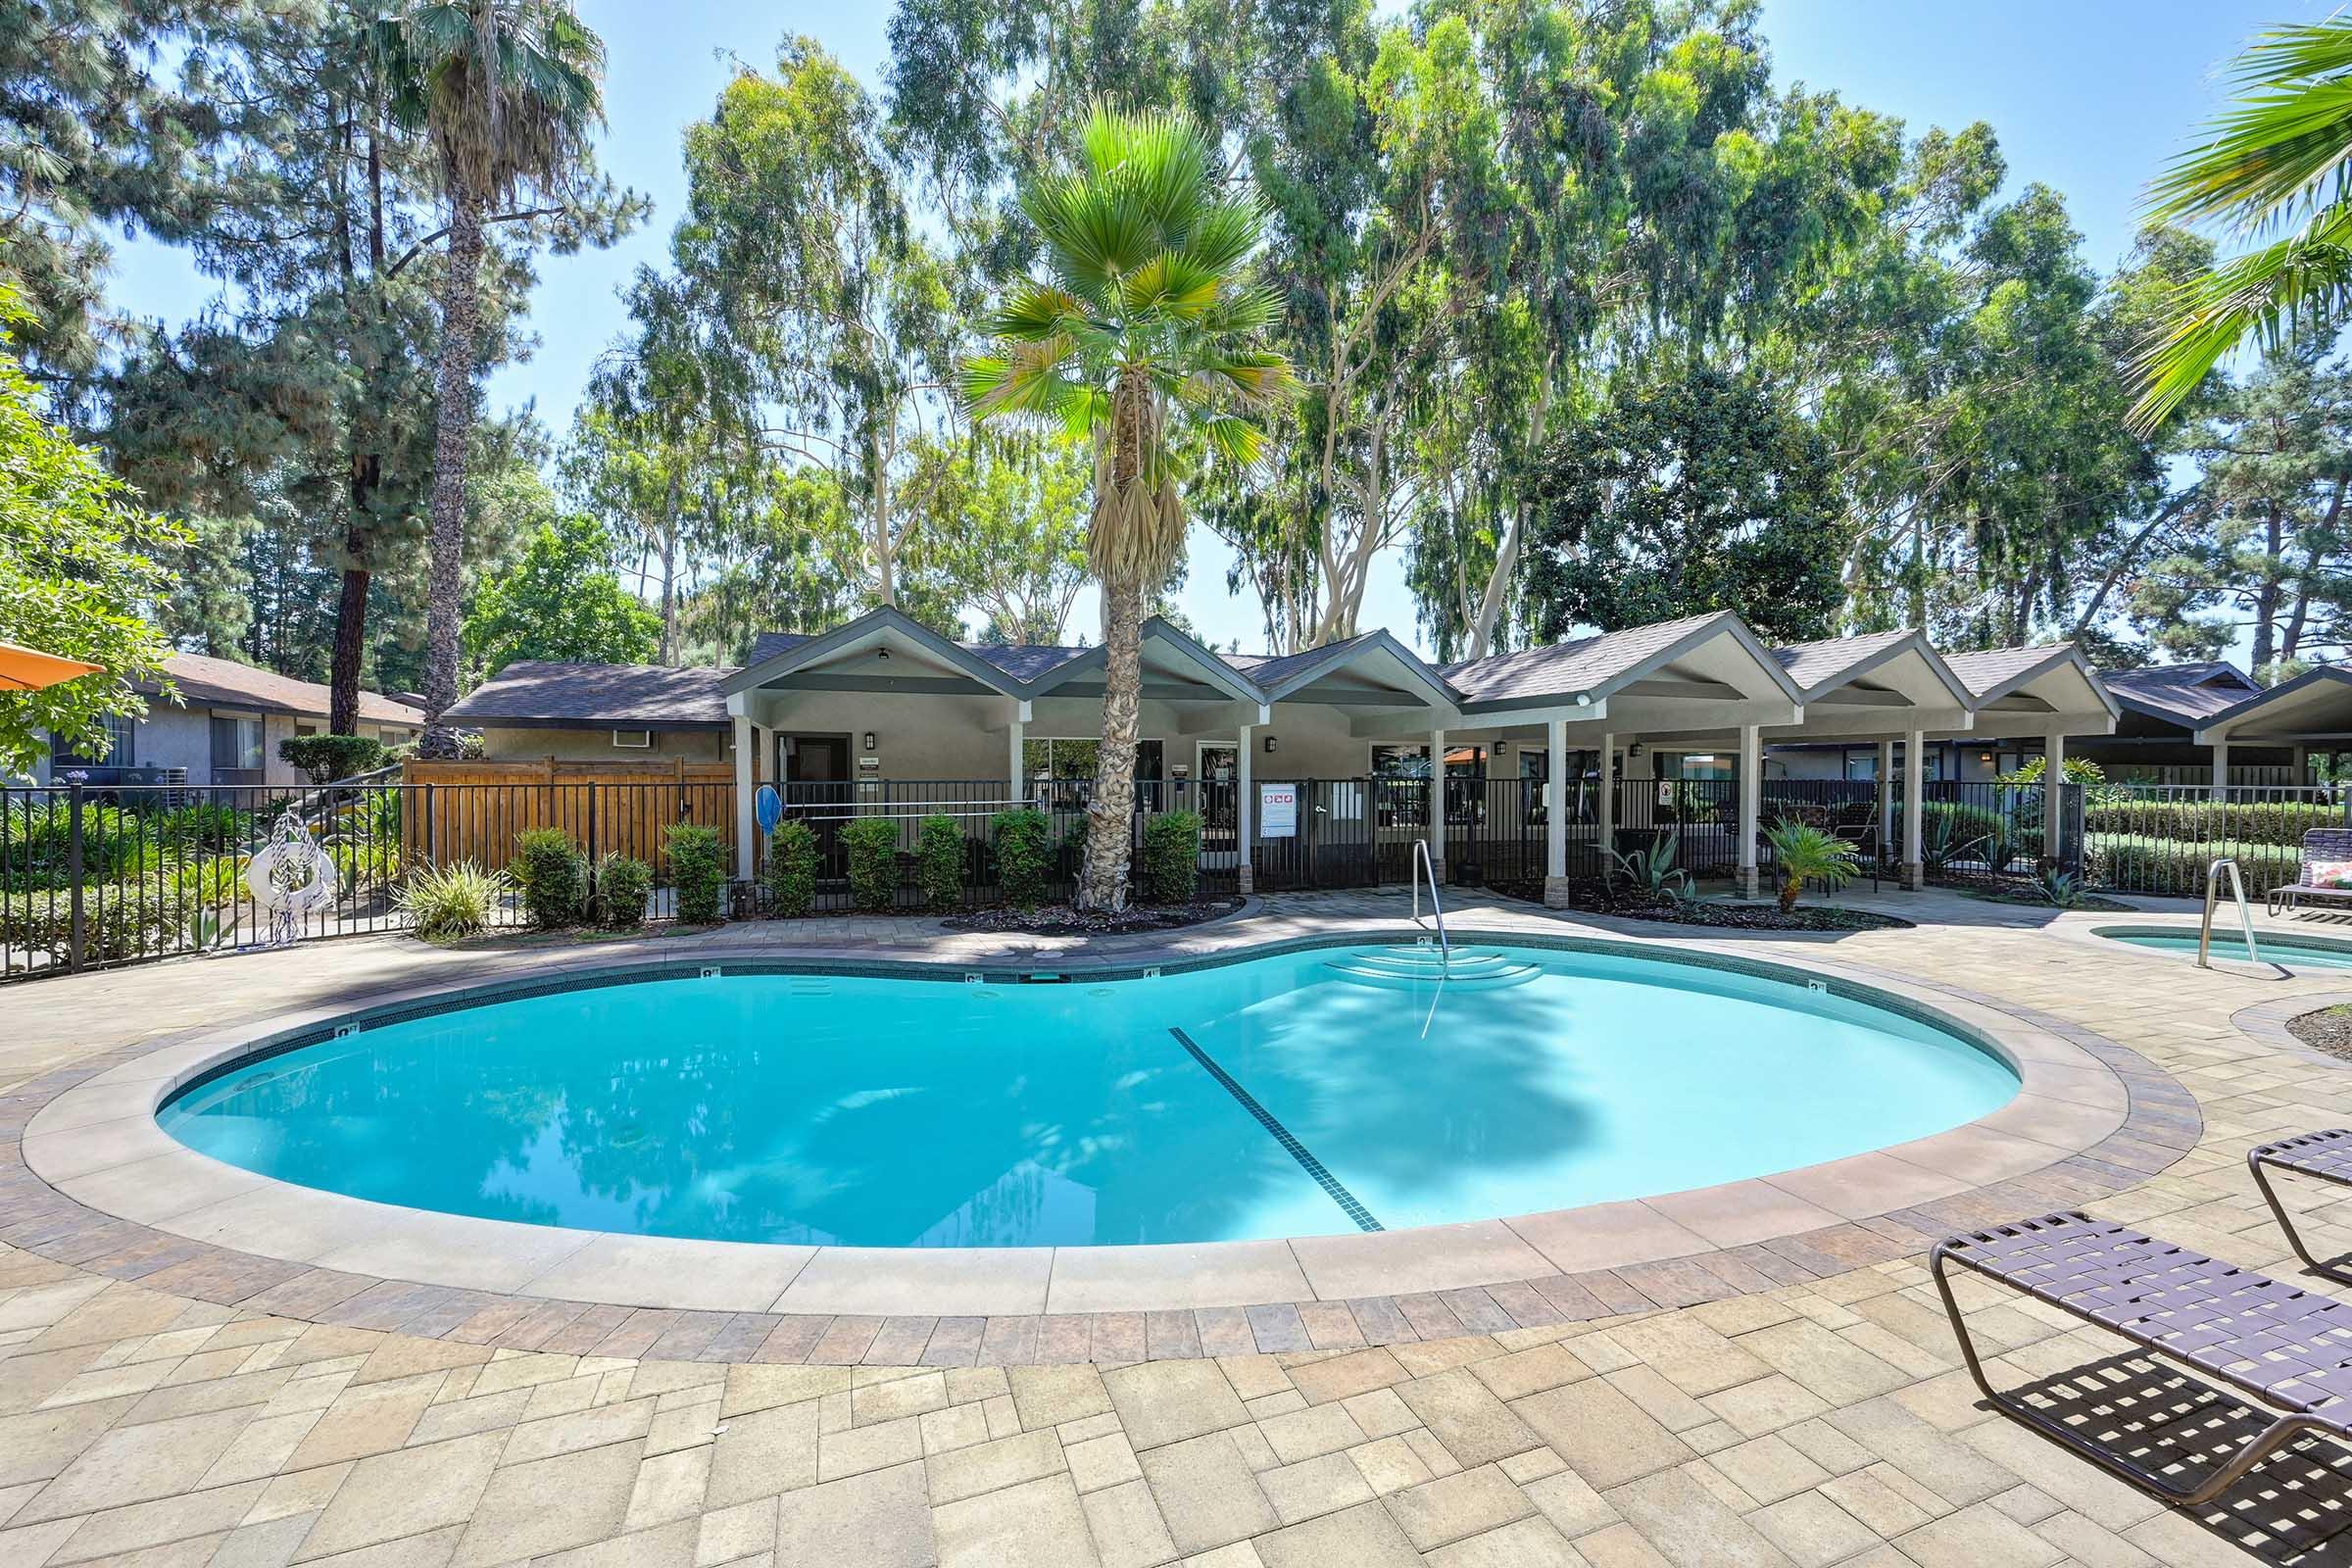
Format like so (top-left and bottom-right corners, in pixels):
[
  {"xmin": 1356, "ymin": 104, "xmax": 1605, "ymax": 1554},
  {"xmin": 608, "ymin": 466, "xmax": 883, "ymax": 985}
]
[
  {"xmin": 2075, "ymin": 920, "xmax": 2349, "ymax": 979},
  {"xmin": 21, "ymin": 927, "xmax": 2177, "ymax": 1322}
]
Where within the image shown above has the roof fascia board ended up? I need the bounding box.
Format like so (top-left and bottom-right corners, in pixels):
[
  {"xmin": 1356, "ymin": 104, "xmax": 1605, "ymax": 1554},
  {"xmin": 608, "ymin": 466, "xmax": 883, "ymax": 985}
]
[{"xmin": 719, "ymin": 608, "xmax": 1024, "ymax": 698}]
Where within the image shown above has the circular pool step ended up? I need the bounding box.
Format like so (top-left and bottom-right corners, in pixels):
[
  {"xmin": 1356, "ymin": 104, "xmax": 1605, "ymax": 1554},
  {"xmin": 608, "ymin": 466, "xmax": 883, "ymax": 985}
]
[{"xmin": 1320, "ymin": 946, "xmax": 1543, "ymax": 991}]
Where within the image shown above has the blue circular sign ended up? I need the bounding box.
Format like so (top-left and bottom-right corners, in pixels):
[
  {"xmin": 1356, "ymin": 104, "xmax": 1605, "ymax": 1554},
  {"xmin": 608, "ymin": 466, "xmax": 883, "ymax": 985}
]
[{"xmin": 755, "ymin": 784, "xmax": 783, "ymax": 834}]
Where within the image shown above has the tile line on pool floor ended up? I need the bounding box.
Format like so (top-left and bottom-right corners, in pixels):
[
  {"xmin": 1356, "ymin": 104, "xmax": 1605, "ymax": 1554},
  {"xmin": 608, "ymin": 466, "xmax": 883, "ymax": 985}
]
[{"xmin": 1166, "ymin": 1024, "xmax": 1385, "ymax": 1234}]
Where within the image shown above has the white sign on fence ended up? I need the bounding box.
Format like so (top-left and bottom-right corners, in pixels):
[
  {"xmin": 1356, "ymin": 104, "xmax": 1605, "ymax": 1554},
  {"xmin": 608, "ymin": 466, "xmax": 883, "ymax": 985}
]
[{"xmin": 1259, "ymin": 782, "xmax": 1298, "ymax": 839}]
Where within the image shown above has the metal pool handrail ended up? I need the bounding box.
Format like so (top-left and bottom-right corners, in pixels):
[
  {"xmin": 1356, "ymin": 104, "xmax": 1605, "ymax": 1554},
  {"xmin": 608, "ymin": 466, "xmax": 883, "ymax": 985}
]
[
  {"xmin": 1412, "ymin": 838, "xmax": 1450, "ymax": 967},
  {"xmin": 2201, "ymin": 857, "xmax": 2262, "ymax": 970}
]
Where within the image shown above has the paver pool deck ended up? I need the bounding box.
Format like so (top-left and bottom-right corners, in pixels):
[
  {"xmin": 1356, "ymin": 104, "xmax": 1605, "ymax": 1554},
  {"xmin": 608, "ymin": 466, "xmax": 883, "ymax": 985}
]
[{"xmin": 5, "ymin": 889, "xmax": 2352, "ymax": 1566}]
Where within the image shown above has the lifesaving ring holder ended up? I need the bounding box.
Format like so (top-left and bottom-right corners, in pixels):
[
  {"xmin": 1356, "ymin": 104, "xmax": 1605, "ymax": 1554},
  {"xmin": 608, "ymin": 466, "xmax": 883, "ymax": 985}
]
[{"xmin": 244, "ymin": 808, "xmax": 338, "ymax": 950}]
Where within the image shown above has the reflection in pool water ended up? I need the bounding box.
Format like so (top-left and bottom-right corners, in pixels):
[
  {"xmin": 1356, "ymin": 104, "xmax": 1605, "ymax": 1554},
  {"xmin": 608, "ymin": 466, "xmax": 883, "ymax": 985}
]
[{"xmin": 159, "ymin": 947, "xmax": 2017, "ymax": 1249}]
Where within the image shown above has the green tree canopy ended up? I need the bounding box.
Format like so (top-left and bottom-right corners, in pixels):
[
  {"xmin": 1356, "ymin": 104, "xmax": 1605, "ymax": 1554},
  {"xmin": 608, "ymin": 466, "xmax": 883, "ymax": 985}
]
[
  {"xmin": 463, "ymin": 514, "xmax": 660, "ymax": 679},
  {"xmin": 0, "ymin": 283, "xmax": 185, "ymax": 777},
  {"xmin": 1523, "ymin": 368, "xmax": 1843, "ymax": 642}
]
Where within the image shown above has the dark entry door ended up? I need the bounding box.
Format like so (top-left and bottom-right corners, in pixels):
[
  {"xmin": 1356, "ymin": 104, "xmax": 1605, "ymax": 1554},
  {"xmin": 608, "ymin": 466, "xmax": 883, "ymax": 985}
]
[
  {"xmin": 785, "ymin": 736, "xmax": 849, "ymax": 785},
  {"xmin": 781, "ymin": 736, "xmax": 854, "ymax": 889}
]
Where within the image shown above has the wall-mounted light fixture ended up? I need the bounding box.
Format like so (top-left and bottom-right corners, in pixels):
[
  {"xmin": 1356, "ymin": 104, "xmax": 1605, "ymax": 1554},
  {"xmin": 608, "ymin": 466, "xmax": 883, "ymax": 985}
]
[
  {"xmin": 1626, "ymin": 741, "xmax": 1646, "ymax": 760},
  {"xmin": 1263, "ymin": 735, "xmax": 1279, "ymax": 755},
  {"xmin": 863, "ymin": 732, "xmax": 878, "ymax": 752},
  {"xmin": 875, "ymin": 647, "xmax": 891, "ymax": 662}
]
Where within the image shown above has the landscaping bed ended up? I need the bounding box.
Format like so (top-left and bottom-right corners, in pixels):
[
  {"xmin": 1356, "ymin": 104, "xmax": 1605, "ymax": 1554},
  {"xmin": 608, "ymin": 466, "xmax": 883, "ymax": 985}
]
[
  {"xmin": 1933, "ymin": 870, "xmax": 2134, "ymax": 912},
  {"xmin": 940, "ymin": 897, "xmax": 1244, "ymax": 936},
  {"xmin": 1481, "ymin": 878, "xmax": 1913, "ymax": 931},
  {"xmin": 2290, "ymin": 1004, "xmax": 2352, "ymax": 1063}
]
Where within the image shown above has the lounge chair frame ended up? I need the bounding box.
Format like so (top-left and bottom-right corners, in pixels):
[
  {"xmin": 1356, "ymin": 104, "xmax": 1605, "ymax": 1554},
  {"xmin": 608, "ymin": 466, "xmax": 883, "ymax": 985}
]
[
  {"xmin": 2267, "ymin": 828, "xmax": 2352, "ymax": 918},
  {"xmin": 2249, "ymin": 1129, "xmax": 2352, "ymax": 1284},
  {"xmin": 1932, "ymin": 1210, "xmax": 2352, "ymax": 1505}
]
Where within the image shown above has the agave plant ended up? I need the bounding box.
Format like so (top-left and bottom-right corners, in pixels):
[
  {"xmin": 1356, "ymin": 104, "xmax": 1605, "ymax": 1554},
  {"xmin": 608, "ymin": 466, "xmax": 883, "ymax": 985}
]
[
  {"xmin": 1608, "ymin": 831, "xmax": 1690, "ymax": 899},
  {"xmin": 1762, "ymin": 818, "xmax": 1859, "ymax": 913}
]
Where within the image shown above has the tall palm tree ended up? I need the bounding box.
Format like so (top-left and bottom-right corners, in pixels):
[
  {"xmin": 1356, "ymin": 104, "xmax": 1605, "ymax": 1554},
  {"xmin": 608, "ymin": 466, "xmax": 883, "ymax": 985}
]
[
  {"xmin": 2133, "ymin": 19, "xmax": 2352, "ymax": 432},
  {"xmin": 963, "ymin": 105, "xmax": 1294, "ymax": 911},
  {"xmin": 376, "ymin": 1, "xmax": 608, "ymax": 755}
]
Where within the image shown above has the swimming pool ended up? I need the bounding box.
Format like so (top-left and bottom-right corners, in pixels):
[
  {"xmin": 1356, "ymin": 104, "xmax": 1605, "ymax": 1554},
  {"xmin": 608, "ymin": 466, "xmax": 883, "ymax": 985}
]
[
  {"xmin": 157, "ymin": 943, "xmax": 2019, "ymax": 1250},
  {"xmin": 2099, "ymin": 928, "xmax": 2352, "ymax": 968}
]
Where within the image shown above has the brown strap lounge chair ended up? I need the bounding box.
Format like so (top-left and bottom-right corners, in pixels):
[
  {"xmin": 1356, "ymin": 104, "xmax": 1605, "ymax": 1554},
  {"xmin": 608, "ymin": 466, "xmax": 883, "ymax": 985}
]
[
  {"xmin": 2268, "ymin": 828, "xmax": 2352, "ymax": 918},
  {"xmin": 1932, "ymin": 1209, "xmax": 2352, "ymax": 1504},
  {"xmin": 2250, "ymin": 1129, "xmax": 2352, "ymax": 1282}
]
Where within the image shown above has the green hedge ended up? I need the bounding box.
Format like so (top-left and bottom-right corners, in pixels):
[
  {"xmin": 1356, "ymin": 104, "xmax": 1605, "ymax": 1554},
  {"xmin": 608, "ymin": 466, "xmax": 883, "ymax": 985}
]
[
  {"xmin": 2085, "ymin": 834, "xmax": 2299, "ymax": 896},
  {"xmin": 991, "ymin": 808, "xmax": 1052, "ymax": 910},
  {"xmin": 764, "ymin": 820, "xmax": 819, "ymax": 916},
  {"xmin": 513, "ymin": 828, "xmax": 585, "ymax": 928},
  {"xmin": 664, "ymin": 824, "xmax": 727, "ymax": 924},
  {"xmin": 842, "ymin": 816, "xmax": 902, "ymax": 911},
  {"xmin": 591, "ymin": 854, "xmax": 652, "ymax": 927},
  {"xmin": 1140, "ymin": 810, "xmax": 1200, "ymax": 905},
  {"xmin": 1, "ymin": 884, "xmax": 214, "ymax": 964},
  {"xmin": 2082, "ymin": 798, "xmax": 2338, "ymax": 848},
  {"xmin": 914, "ymin": 814, "xmax": 964, "ymax": 910}
]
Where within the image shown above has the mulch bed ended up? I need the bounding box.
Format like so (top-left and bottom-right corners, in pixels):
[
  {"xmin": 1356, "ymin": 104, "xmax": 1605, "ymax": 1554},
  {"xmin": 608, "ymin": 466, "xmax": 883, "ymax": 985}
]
[
  {"xmin": 1935, "ymin": 870, "xmax": 2134, "ymax": 912},
  {"xmin": 940, "ymin": 897, "xmax": 1246, "ymax": 936},
  {"xmin": 2290, "ymin": 1004, "xmax": 2352, "ymax": 1063},
  {"xmin": 1480, "ymin": 879, "xmax": 1913, "ymax": 931}
]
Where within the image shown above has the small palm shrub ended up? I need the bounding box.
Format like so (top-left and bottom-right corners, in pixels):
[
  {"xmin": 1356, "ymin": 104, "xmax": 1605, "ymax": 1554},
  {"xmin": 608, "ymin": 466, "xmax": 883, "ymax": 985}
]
[
  {"xmin": 764, "ymin": 820, "xmax": 819, "ymax": 916},
  {"xmin": 1763, "ymin": 817, "xmax": 1859, "ymax": 911},
  {"xmin": 591, "ymin": 854, "xmax": 652, "ymax": 927},
  {"xmin": 395, "ymin": 860, "xmax": 508, "ymax": 942},
  {"xmin": 664, "ymin": 824, "xmax": 727, "ymax": 924},
  {"xmin": 991, "ymin": 808, "xmax": 1052, "ymax": 910},
  {"xmin": 914, "ymin": 813, "xmax": 965, "ymax": 909},
  {"xmin": 513, "ymin": 828, "xmax": 586, "ymax": 928},
  {"xmin": 842, "ymin": 816, "xmax": 902, "ymax": 911},
  {"xmin": 1140, "ymin": 810, "xmax": 1201, "ymax": 904}
]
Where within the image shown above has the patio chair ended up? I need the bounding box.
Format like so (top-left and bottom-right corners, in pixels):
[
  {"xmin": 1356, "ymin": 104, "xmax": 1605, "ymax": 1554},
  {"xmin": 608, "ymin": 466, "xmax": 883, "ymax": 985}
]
[
  {"xmin": 2267, "ymin": 828, "xmax": 2352, "ymax": 918},
  {"xmin": 1932, "ymin": 1210, "xmax": 2352, "ymax": 1504},
  {"xmin": 2250, "ymin": 1130, "xmax": 2352, "ymax": 1283}
]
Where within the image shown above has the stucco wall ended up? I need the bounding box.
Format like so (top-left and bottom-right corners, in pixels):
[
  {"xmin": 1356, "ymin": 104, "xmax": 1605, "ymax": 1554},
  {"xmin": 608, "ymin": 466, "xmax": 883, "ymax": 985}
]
[{"xmin": 479, "ymin": 725, "xmax": 730, "ymax": 763}]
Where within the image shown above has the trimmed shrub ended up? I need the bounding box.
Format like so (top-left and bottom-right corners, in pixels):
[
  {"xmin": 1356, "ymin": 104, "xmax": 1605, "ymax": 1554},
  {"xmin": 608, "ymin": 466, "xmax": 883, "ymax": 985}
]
[
  {"xmin": 991, "ymin": 808, "xmax": 1052, "ymax": 910},
  {"xmin": 2082, "ymin": 797, "xmax": 2337, "ymax": 848},
  {"xmin": 842, "ymin": 816, "xmax": 902, "ymax": 911},
  {"xmin": 591, "ymin": 854, "xmax": 652, "ymax": 927},
  {"xmin": 764, "ymin": 820, "xmax": 820, "ymax": 916},
  {"xmin": 1140, "ymin": 810, "xmax": 1201, "ymax": 905},
  {"xmin": 513, "ymin": 828, "xmax": 586, "ymax": 928},
  {"xmin": 278, "ymin": 734, "xmax": 389, "ymax": 784},
  {"xmin": 914, "ymin": 813, "xmax": 964, "ymax": 909},
  {"xmin": 664, "ymin": 824, "xmax": 727, "ymax": 924},
  {"xmin": 394, "ymin": 860, "xmax": 509, "ymax": 942},
  {"xmin": 2086, "ymin": 835, "xmax": 2299, "ymax": 897}
]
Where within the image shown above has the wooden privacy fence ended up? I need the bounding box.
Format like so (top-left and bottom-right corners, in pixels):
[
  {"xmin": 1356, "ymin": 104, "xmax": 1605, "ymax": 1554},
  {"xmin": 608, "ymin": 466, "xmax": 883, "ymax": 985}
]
[{"xmin": 401, "ymin": 759, "xmax": 736, "ymax": 877}]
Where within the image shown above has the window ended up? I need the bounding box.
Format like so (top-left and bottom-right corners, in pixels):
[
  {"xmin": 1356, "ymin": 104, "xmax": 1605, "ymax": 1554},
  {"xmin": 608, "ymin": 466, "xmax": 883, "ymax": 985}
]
[
  {"xmin": 1843, "ymin": 750, "xmax": 1877, "ymax": 782},
  {"xmin": 1370, "ymin": 744, "xmax": 1431, "ymax": 778},
  {"xmin": 210, "ymin": 714, "xmax": 265, "ymax": 775},
  {"xmin": 612, "ymin": 729, "xmax": 653, "ymax": 749},
  {"xmin": 51, "ymin": 714, "xmax": 134, "ymax": 768},
  {"xmin": 1021, "ymin": 738, "xmax": 1161, "ymax": 807}
]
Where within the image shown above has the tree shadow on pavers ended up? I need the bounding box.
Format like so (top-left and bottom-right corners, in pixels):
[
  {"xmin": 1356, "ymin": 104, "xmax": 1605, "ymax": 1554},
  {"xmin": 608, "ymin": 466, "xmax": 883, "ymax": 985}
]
[{"xmin": 1992, "ymin": 1351, "xmax": 2352, "ymax": 1562}]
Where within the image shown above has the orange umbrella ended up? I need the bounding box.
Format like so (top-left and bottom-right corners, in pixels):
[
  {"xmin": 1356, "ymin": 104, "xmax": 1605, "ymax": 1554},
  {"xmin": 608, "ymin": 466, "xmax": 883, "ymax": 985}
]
[{"xmin": 0, "ymin": 641, "xmax": 103, "ymax": 692}]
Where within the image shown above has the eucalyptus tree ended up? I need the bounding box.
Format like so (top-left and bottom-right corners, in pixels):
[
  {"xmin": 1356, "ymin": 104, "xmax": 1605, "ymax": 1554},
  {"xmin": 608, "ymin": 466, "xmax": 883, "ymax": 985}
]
[
  {"xmin": 916, "ymin": 434, "xmax": 1092, "ymax": 646},
  {"xmin": 668, "ymin": 40, "xmax": 964, "ymax": 615},
  {"xmin": 963, "ymin": 106, "xmax": 1294, "ymax": 911},
  {"xmin": 374, "ymin": 0, "xmax": 624, "ymax": 754}
]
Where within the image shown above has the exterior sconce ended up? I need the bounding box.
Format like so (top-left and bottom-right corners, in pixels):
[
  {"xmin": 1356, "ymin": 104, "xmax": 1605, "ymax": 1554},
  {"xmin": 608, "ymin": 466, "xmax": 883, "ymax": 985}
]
[
  {"xmin": 1626, "ymin": 741, "xmax": 1645, "ymax": 760},
  {"xmin": 863, "ymin": 732, "xmax": 877, "ymax": 752},
  {"xmin": 1263, "ymin": 735, "xmax": 1279, "ymax": 754}
]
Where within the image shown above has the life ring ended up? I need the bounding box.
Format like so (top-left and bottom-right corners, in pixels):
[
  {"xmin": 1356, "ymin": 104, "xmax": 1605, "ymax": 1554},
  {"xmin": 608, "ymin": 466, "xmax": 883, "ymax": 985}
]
[{"xmin": 246, "ymin": 840, "xmax": 339, "ymax": 915}]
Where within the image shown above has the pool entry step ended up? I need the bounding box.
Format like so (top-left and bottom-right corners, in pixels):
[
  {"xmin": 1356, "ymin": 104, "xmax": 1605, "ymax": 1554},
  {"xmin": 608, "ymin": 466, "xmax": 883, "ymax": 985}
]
[{"xmin": 1321, "ymin": 946, "xmax": 1542, "ymax": 991}]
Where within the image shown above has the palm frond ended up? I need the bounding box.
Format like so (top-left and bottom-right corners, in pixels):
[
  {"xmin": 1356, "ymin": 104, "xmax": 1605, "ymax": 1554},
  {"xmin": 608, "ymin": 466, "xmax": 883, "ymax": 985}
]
[
  {"xmin": 961, "ymin": 336, "xmax": 1081, "ymax": 420},
  {"xmin": 1197, "ymin": 414, "xmax": 1265, "ymax": 469},
  {"xmin": 985, "ymin": 282, "xmax": 1090, "ymax": 342},
  {"xmin": 1119, "ymin": 252, "xmax": 1221, "ymax": 319},
  {"xmin": 2130, "ymin": 209, "xmax": 2352, "ymax": 429}
]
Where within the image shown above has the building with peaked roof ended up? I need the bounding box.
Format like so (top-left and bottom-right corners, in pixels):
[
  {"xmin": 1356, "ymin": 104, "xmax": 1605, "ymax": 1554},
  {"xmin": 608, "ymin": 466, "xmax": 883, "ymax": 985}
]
[
  {"xmin": 32, "ymin": 653, "xmax": 424, "ymax": 788},
  {"xmin": 447, "ymin": 606, "xmax": 2127, "ymax": 902}
]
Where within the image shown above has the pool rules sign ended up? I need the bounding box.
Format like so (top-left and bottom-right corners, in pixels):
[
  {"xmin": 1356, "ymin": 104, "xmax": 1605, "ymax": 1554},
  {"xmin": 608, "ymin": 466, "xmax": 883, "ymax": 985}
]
[{"xmin": 1259, "ymin": 782, "xmax": 1298, "ymax": 838}]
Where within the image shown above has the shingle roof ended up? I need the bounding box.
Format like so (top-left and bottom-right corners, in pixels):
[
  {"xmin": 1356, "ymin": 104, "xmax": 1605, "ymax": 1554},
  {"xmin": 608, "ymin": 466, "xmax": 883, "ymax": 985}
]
[
  {"xmin": 1440, "ymin": 612, "xmax": 1730, "ymax": 704},
  {"xmin": 1772, "ymin": 629, "xmax": 1917, "ymax": 694},
  {"xmin": 1940, "ymin": 644, "xmax": 2077, "ymax": 699},
  {"xmin": 745, "ymin": 632, "xmax": 812, "ymax": 668},
  {"xmin": 2102, "ymin": 662, "xmax": 2260, "ymax": 723},
  {"xmin": 142, "ymin": 654, "xmax": 422, "ymax": 726},
  {"xmin": 1225, "ymin": 633, "xmax": 1382, "ymax": 695},
  {"xmin": 441, "ymin": 662, "xmax": 731, "ymax": 727},
  {"xmin": 968, "ymin": 643, "xmax": 1093, "ymax": 682}
]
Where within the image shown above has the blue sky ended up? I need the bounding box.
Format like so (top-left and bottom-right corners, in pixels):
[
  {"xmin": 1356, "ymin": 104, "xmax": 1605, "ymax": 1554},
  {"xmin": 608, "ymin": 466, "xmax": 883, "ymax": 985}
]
[{"xmin": 107, "ymin": 0, "xmax": 2308, "ymax": 657}]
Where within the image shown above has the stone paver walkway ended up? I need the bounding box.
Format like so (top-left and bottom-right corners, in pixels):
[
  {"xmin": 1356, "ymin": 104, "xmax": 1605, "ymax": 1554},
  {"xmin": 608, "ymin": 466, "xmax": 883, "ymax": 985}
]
[{"xmin": 8, "ymin": 891, "xmax": 2352, "ymax": 1565}]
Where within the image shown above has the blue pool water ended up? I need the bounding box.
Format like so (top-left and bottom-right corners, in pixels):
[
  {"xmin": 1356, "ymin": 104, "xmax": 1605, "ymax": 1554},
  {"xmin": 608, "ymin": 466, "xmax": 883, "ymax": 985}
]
[
  {"xmin": 158, "ymin": 945, "xmax": 2018, "ymax": 1248},
  {"xmin": 2104, "ymin": 930, "xmax": 2352, "ymax": 968}
]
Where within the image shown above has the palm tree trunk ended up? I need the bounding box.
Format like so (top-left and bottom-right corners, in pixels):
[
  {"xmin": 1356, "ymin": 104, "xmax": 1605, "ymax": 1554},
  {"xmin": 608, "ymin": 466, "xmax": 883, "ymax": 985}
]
[
  {"xmin": 419, "ymin": 196, "xmax": 486, "ymax": 758},
  {"xmin": 1080, "ymin": 572, "xmax": 1146, "ymax": 911}
]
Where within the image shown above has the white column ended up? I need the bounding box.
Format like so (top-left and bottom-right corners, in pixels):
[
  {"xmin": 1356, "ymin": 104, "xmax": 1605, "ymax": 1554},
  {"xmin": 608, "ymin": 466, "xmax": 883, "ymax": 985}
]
[
  {"xmin": 2211, "ymin": 740, "xmax": 2230, "ymax": 800},
  {"xmin": 1876, "ymin": 739, "xmax": 1894, "ymax": 858},
  {"xmin": 1007, "ymin": 714, "xmax": 1024, "ymax": 803},
  {"xmin": 1426, "ymin": 727, "xmax": 1447, "ymax": 882},
  {"xmin": 1738, "ymin": 723, "xmax": 1762, "ymax": 901},
  {"xmin": 1236, "ymin": 723, "xmax": 1254, "ymax": 895},
  {"xmin": 1597, "ymin": 732, "xmax": 1617, "ymax": 873},
  {"xmin": 1903, "ymin": 727, "xmax": 1926, "ymax": 889},
  {"xmin": 1544, "ymin": 717, "xmax": 1569, "ymax": 907},
  {"xmin": 732, "ymin": 711, "xmax": 755, "ymax": 881}
]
